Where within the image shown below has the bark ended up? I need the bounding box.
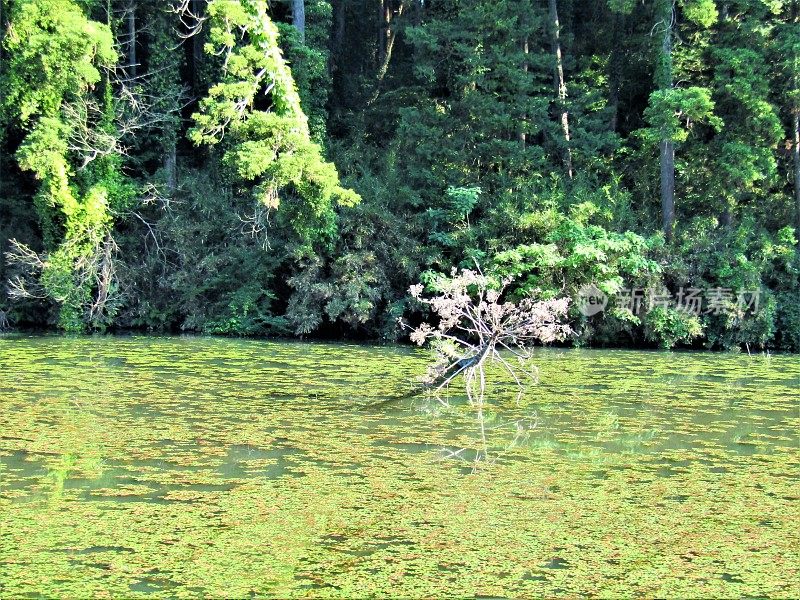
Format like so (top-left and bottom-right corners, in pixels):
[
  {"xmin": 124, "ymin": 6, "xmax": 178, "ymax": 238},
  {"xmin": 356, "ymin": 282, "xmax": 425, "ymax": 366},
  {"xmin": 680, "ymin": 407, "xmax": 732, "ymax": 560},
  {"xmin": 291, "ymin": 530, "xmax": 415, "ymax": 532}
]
[
  {"xmin": 548, "ymin": 0, "xmax": 573, "ymax": 179},
  {"xmin": 660, "ymin": 138, "xmax": 675, "ymax": 235},
  {"xmin": 370, "ymin": 1, "xmax": 407, "ymax": 104},
  {"xmin": 377, "ymin": 0, "xmax": 389, "ymax": 68},
  {"xmin": 91, "ymin": 233, "xmax": 116, "ymax": 322},
  {"xmin": 793, "ymin": 110, "xmax": 800, "ymax": 242},
  {"xmin": 608, "ymin": 12, "xmax": 624, "ymax": 132},
  {"xmin": 376, "ymin": 2, "xmax": 397, "ymax": 81},
  {"xmin": 333, "ymin": 0, "xmax": 345, "ymax": 58},
  {"xmin": 428, "ymin": 342, "xmax": 494, "ymax": 392},
  {"xmin": 191, "ymin": 0, "xmax": 204, "ymax": 89},
  {"xmin": 519, "ymin": 35, "xmax": 529, "ymax": 145},
  {"xmin": 658, "ymin": 1, "xmax": 675, "ymax": 238},
  {"xmin": 164, "ymin": 144, "xmax": 177, "ymax": 194},
  {"xmin": 127, "ymin": 1, "xmax": 137, "ymax": 78},
  {"xmin": 292, "ymin": 0, "xmax": 305, "ymax": 44}
]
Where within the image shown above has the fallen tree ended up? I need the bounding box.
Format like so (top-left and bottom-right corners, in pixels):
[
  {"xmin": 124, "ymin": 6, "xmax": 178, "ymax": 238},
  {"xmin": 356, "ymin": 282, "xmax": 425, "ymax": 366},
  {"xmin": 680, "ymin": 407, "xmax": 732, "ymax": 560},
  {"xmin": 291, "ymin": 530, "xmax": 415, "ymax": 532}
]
[{"xmin": 406, "ymin": 266, "xmax": 572, "ymax": 405}]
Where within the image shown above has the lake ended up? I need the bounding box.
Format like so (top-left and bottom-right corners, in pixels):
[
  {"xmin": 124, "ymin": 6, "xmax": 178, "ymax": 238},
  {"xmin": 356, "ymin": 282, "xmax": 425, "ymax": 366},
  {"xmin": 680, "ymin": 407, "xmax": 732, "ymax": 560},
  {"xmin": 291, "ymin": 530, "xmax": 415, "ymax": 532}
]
[{"xmin": 0, "ymin": 336, "xmax": 798, "ymax": 597}]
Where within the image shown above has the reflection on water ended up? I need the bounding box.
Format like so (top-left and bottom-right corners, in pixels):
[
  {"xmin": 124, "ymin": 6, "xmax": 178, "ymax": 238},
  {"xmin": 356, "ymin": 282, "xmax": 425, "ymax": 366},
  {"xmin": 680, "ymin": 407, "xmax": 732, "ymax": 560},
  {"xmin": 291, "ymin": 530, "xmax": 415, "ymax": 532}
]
[{"xmin": 0, "ymin": 335, "xmax": 798, "ymax": 597}]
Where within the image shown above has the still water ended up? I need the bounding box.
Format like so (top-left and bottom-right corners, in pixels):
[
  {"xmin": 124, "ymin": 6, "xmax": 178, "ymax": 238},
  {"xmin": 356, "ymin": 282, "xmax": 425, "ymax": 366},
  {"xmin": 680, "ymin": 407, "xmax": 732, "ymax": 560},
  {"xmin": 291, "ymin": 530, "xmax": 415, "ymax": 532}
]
[{"xmin": 0, "ymin": 336, "xmax": 798, "ymax": 597}]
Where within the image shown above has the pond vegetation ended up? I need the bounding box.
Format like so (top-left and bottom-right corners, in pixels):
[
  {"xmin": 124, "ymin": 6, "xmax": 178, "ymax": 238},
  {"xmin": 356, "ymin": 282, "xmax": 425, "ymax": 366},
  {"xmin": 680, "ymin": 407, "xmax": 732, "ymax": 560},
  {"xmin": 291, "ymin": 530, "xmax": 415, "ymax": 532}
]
[{"xmin": 1, "ymin": 336, "xmax": 797, "ymax": 597}]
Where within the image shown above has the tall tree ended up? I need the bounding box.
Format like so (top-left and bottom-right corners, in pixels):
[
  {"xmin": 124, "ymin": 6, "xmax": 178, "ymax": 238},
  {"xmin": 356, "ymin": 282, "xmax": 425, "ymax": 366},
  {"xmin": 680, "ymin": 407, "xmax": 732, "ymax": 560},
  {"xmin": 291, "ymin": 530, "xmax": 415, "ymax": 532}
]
[
  {"xmin": 657, "ymin": 0, "xmax": 675, "ymax": 237},
  {"xmin": 0, "ymin": 0, "xmax": 5, "ymax": 192},
  {"xmin": 548, "ymin": 0, "xmax": 573, "ymax": 178},
  {"xmin": 710, "ymin": 4, "xmax": 782, "ymax": 228},
  {"xmin": 0, "ymin": 0, "xmax": 4, "ymax": 67},
  {"xmin": 644, "ymin": 0, "xmax": 719, "ymax": 237},
  {"xmin": 775, "ymin": 9, "xmax": 800, "ymax": 240},
  {"xmin": 126, "ymin": 0, "xmax": 136, "ymax": 77},
  {"xmin": 607, "ymin": 9, "xmax": 624, "ymax": 132},
  {"xmin": 795, "ymin": 80, "xmax": 800, "ymax": 240},
  {"xmin": 292, "ymin": 0, "xmax": 305, "ymax": 43},
  {"xmin": 143, "ymin": 0, "xmax": 183, "ymax": 192},
  {"xmin": 519, "ymin": 32, "xmax": 529, "ymax": 144},
  {"xmin": 372, "ymin": 0, "xmax": 407, "ymax": 100}
]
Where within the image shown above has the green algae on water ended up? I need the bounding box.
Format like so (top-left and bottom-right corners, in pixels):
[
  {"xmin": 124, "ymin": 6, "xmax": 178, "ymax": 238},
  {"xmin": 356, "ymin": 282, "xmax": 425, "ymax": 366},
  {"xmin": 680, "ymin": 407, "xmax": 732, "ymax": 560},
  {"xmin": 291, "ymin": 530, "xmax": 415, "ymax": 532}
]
[{"xmin": 0, "ymin": 337, "xmax": 798, "ymax": 597}]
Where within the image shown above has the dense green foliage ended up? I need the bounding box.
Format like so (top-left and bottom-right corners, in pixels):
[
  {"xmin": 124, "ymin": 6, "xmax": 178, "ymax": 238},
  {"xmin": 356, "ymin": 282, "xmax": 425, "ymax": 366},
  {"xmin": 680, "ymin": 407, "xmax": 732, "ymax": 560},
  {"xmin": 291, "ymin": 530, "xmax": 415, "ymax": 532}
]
[
  {"xmin": 1, "ymin": 0, "xmax": 134, "ymax": 331},
  {"xmin": 1, "ymin": 0, "xmax": 798, "ymax": 350}
]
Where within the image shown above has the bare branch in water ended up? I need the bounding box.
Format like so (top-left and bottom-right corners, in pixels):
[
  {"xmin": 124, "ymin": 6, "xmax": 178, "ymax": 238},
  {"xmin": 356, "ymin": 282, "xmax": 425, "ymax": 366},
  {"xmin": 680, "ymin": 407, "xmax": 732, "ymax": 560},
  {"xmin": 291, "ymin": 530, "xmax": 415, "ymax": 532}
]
[{"xmin": 403, "ymin": 266, "xmax": 572, "ymax": 407}]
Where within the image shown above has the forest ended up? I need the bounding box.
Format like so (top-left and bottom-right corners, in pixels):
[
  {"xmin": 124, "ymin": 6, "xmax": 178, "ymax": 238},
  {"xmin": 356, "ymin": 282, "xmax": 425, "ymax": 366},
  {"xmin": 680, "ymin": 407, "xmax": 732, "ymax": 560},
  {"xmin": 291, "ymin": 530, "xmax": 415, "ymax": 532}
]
[{"xmin": 0, "ymin": 0, "xmax": 798, "ymax": 351}]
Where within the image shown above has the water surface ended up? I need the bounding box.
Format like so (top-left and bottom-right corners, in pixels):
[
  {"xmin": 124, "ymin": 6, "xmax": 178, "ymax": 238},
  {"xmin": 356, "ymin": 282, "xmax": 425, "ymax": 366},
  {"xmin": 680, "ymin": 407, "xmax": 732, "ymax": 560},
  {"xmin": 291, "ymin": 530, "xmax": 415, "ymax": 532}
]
[{"xmin": 0, "ymin": 336, "xmax": 798, "ymax": 597}]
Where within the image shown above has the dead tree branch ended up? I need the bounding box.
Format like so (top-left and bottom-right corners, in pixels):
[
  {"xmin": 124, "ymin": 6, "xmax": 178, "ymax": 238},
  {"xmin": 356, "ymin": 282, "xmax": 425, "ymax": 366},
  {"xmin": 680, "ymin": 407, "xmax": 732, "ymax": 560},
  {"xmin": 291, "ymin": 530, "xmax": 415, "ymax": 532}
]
[{"xmin": 404, "ymin": 266, "xmax": 572, "ymax": 406}]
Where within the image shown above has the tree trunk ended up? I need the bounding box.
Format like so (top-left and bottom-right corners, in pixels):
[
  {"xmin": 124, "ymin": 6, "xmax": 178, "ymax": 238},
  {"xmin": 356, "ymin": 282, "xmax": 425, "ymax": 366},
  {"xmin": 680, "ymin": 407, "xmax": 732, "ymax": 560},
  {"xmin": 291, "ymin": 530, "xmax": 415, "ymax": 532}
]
[
  {"xmin": 191, "ymin": 0, "xmax": 204, "ymax": 90},
  {"xmin": 292, "ymin": 0, "xmax": 306, "ymax": 44},
  {"xmin": 377, "ymin": 1, "xmax": 397, "ymax": 80},
  {"xmin": 370, "ymin": 1, "xmax": 406, "ymax": 104},
  {"xmin": 127, "ymin": 1, "xmax": 137, "ymax": 77},
  {"xmin": 661, "ymin": 138, "xmax": 675, "ymax": 234},
  {"xmin": 608, "ymin": 12, "xmax": 624, "ymax": 133},
  {"xmin": 333, "ymin": 0, "xmax": 345, "ymax": 58},
  {"xmin": 548, "ymin": 0, "xmax": 573, "ymax": 179},
  {"xmin": 519, "ymin": 34, "xmax": 529, "ymax": 145},
  {"xmin": 658, "ymin": 0, "xmax": 675, "ymax": 238},
  {"xmin": 164, "ymin": 144, "xmax": 177, "ymax": 194},
  {"xmin": 377, "ymin": 0, "xmax": 389, "ymax": 68},
  {"xmin": 429, "ymin": 341, "xmax": 494, "ymax": 391},
  {"xmin": 793, "ymin": 110, "xmax": 800, "ymax": 243}
]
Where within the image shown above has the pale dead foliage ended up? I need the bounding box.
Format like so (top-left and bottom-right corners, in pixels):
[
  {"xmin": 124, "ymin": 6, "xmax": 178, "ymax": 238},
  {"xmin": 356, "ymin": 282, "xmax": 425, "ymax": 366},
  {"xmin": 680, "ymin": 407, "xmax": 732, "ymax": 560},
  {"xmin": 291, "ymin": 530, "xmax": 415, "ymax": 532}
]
[{"xmin": 407, "ymin": 267, "xmax": 572, "ymax": 405}]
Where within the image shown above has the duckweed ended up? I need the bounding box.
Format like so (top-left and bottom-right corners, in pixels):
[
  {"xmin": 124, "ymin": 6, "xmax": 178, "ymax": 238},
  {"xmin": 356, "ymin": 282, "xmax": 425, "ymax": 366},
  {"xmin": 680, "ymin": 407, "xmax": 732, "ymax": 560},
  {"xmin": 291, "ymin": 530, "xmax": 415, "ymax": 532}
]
[{"xmin": 1, "ymin": 336, "xmax": 798, "ymax": 597}]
